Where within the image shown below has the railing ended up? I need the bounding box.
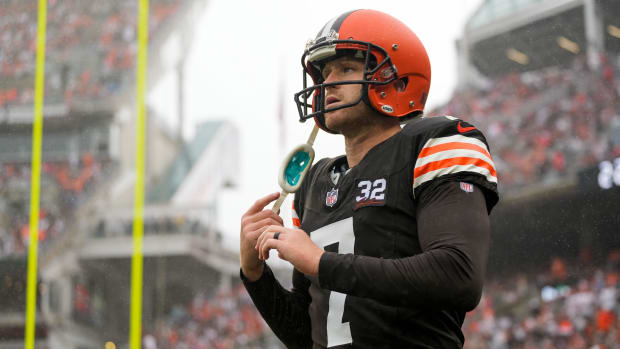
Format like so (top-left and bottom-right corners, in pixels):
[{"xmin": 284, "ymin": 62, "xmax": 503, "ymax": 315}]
[{"xmin": 91, "ymin": 204, "xmax": 217, "ymax": 238}]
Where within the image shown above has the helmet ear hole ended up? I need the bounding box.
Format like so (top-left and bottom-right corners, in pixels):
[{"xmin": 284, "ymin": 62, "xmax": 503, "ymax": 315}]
[{"xmin": 394, "ymin": 77, "xmax": 408, "ymax": 92}]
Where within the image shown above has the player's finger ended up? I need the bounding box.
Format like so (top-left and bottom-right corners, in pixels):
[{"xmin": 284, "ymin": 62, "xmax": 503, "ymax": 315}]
[
  {"xmin": 245, "ymin": 192, "xmax": 281, "ymax": 215},
  {"xmin": 245, "ymin": 217, "xmax": 282, "ymax": 237},
  {"xmin": 271, "ymin": 210, "xmax": 284, "ymax": 225},
  {"xmin": 256, "ymin": 229, "xmax": 275, "ymax": 258},
  {"xmin": 257, "ymin": 231, "xmax": 271, "ymax": 260},
  {"xmin": 260, "ymin": 238, "xmax": 281, "ymax": 261},
  {"xmin": 242, "ymin": 209, "xmax": 276, "ymax": 230},
  {"xmin": 250, "ymin": 209, "xmax": 284, "ymax": 226},
  {"xmin": 257, "ymin": 224, "xmax": 280, "ymax": 241},
  {"xmin": 257, "ymin": 226, "xmax": 285, "ymax": 259},
  {"xmin": 248, "ymin": 223, "xmax": 284, "ymax": 251}
]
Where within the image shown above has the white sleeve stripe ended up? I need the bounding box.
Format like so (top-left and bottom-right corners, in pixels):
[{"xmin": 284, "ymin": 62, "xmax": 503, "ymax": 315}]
[
  {"xmin": 413, "ymin": 164, "xmax": 498, "ymax": 190},
  {"xmin": 415, "ymin": 148, "xmax": 495, "ymax": 170},
  {"xmin": 419, "ymin": 135, "xmax": 490, "ymax": 157}
]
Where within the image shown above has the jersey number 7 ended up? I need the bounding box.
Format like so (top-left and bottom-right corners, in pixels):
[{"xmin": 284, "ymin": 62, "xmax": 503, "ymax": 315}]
[{"xmin": 310, "ymin": 217, "xmax": 355, "ymax": 347}]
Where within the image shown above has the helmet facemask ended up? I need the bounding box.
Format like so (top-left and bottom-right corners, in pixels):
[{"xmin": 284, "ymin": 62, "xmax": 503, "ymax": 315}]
[{"xmin": 293, "ymin": 39, "xmax": 399, "ymax": 133}]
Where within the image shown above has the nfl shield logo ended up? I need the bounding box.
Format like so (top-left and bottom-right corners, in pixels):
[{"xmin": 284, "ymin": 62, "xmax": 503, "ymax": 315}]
[
  {"xmin": 325, "ymin": 188, "xmax": 339, "ymax": 207},
  {"xmin": 459, "ymin": 182, "xmax": 474, "ymax": 193}
]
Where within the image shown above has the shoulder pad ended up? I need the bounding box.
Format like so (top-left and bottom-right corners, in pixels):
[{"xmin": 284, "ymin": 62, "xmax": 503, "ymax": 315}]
[
  {"xmin": 409, "ymin": 116, "xmax": 498, "ymax": 206},
  {"xmin": 402, "ymin": 115, "xmax": 458, "ymax": 137}
]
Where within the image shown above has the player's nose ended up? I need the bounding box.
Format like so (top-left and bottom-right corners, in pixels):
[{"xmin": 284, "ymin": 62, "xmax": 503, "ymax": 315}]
[{"xmin": 324, "ymin": 72, "xmax": 340, "ymax": 89}]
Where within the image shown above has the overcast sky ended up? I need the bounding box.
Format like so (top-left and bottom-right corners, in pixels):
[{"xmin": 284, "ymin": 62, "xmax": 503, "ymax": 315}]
[{"xmin": 149, "ymin": 0, "xmax": 484, "ymax": 250}]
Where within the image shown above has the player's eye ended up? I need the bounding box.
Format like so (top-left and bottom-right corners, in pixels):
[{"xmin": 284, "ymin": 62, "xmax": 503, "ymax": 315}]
[
  {"xmin": 322, "ymin": 62, "xmax": 358, "ymax": 80},
  {"xmin": 321, "ymin": 67, "xmax": 331, "ymax": 80}
]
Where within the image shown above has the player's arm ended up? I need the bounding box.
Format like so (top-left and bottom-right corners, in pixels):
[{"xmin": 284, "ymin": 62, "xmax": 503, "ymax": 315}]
[
  {"xmin": 241, "ymin": 189, "xmax": 313, "ymax": 348},
  {"xmin": 317, "ymin": 180, "xmax": 490, "ymax": 311},
  {"xmin": 241, "ymin": 265, "xmax": 313, "ymax": 348}
]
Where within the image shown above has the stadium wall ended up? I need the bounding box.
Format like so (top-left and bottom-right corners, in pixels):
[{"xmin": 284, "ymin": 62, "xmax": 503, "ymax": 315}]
[{"xmin": 489, "ymin": 177, "xmax": 620, "ymax": 276}]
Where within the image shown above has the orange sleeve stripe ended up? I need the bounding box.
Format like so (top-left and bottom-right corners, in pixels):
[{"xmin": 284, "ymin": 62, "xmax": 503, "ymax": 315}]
[
  {"xmin": 414, "ymin": 156, "xmax": 497, "ymax": 179},
  {"xmin": 291, "ymin": 200, "xmax": 300, "ymax": 226},
  {"xmin": 291, "ymin": 200, "xmax": 299, "ymax": 218},
  {"xmin": 419, "ymin": 142, "xmax": 492, "ymax": 159}
]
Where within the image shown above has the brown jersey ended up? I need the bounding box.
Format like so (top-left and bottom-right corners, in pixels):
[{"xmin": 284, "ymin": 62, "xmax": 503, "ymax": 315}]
[{"xmin": 243, "ymin": 115, "xmax": 499, "ymax": 348}]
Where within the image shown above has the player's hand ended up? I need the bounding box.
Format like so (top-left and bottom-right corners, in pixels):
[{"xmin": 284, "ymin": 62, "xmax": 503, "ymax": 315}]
[
  {"xmin": 256, "ymin": 225, "xmax": 324, "ymax": 276},
  {"xmin": 240, "ymin": 192, "xmax": 283, "ymax": 281}
]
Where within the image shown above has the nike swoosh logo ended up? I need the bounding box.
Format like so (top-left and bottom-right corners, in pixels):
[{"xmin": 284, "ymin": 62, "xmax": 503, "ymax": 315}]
[{"xmin": 457, "ymin": 121, "xmax": 476, "ymax": 133}]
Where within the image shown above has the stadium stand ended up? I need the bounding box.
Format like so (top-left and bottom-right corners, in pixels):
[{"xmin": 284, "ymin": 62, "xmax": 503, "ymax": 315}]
[
  {"xmin": 432, "ymin": 53, "xmax": 620, "ymax": 192},
  {"xmin": 0, "ymin": 0, "xmax": 249, "ymax": 347},
  {"xmin": 1, "ymin": 0, "xmax": 619, "ymax": 347},
  {"xmin": 432, "ymin": 1, "xmax": 620, "ymax": 348},
  {"xmin": 0, "ymin": 0, "xmax": 180, "ymax": 107},
  {"xmin": 463, "ymin": 252, "xmax": 620, "ymax": 349},
  {"xmin": 0, "ymin": 153, "xmax": 106, "ymax": 258},
  {"xmin": 153, "ymin": 283, "xmax": 272, "ymax": 349}
]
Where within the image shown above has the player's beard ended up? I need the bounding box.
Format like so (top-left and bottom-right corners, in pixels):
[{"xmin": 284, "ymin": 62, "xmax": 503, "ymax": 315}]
[{"xmin": 325, "ymin": 100, "xmax": 382, "ymax": 137}]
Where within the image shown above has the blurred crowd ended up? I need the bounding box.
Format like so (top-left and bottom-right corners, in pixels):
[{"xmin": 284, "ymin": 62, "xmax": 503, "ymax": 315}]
[
  {"xmin": 1, "ymin": 2, "xmax": 619, "ymax": 344},
  {"xmin": 148, "ymin": 254, "xmax": 620, "ymax": 349},
  {"xmin": 433, "ymin": 54, "xmax": 620, "ymax": 191},
  {"xmin": 0, "ymin": 153, "xmax": 103, "ymax": 258},
  {"xmin": 0, "ymin": 0, "xmax": 180, "ymax": 108},
  {"xmin": 464, "ymin": 252, "xmax": 620, "ymax": 349},
  {"xmin": 151, "ymin": 283, "xmax": 275, "ymax": 349},
  {"xmin": 72, "ymin": 274, "xmax": 105, "ymax": 328}
]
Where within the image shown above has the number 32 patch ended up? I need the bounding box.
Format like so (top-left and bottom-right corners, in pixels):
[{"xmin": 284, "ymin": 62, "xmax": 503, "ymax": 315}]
[{"xmin": 354, "ymin": 178, "xmax": 387, "ymax": 210}]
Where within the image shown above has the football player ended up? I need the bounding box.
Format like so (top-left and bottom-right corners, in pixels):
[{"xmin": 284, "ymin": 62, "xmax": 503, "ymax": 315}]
[{"xmin": 240, "ymin": 9, "xmax": 499, "ymax": 348}]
